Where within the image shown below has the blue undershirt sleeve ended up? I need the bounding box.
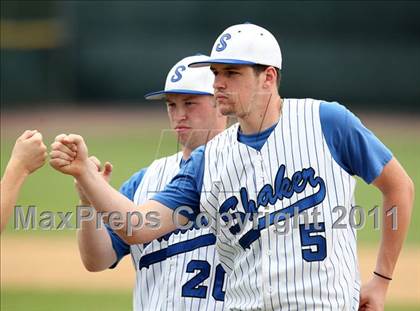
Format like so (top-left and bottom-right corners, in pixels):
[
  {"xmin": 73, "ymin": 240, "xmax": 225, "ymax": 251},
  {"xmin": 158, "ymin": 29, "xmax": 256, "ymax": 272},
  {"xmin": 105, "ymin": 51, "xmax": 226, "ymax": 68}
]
[
  {"xmin": 107, "ymin": 168, "xmax": 148, "ymax": 268},
  {"xmin": 151, "ymin": 146, "xmax": 204, "ymax": 220},
  {"xmin": 119, "ymin": 168, "xmax": 148, "ymax": 201},
  {"xmin": 320, "ymin": 102, "xmax": 392, "ymax": 184}
]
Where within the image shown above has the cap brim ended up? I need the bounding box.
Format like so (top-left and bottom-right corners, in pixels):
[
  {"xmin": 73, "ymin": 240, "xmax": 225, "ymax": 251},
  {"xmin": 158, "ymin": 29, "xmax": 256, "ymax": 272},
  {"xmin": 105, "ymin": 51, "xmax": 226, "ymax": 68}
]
[
  {"xmin": 144, "ymin": 89, "xmax": 213, "ymax": 100},
  {"xmin": 189, "ymin": 58, "xmax": 256, "ymax": 68}
]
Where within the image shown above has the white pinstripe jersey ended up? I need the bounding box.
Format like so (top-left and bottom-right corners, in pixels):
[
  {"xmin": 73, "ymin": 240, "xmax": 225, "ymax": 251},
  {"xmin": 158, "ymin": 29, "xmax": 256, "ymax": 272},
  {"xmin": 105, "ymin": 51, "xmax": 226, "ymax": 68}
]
[
  {"xmin": 131, "ymin": 152, "xmax": 226, "ymax": 311},
  {"xmin": 200, "ymin": 98, "xmax": 360, "ymax": 310}
]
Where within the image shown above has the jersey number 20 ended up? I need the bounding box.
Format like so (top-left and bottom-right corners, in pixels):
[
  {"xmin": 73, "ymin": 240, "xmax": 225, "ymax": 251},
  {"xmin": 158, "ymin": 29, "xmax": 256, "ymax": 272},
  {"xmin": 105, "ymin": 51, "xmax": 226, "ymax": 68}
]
[{"xmin": 182, "ymin": 260, "xmax": 226, "ymax": 301}]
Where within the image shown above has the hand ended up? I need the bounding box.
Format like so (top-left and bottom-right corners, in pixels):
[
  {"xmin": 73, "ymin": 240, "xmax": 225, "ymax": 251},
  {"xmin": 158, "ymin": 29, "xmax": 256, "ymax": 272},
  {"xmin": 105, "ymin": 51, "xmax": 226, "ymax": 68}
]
[
  {"xmin": 75, "ymin": 156, "xmax": 113, "ymax": 205},
  {"xmin": 359, "ymin": 275, "xmax": 390, "ymax": 310},
  {"xmin": 49, "ymin": 133, "xmax": 91, "ymax": 177},
  {"xmin": 8, "ymin": 130, "xmax": 48, "ymax": 176}
]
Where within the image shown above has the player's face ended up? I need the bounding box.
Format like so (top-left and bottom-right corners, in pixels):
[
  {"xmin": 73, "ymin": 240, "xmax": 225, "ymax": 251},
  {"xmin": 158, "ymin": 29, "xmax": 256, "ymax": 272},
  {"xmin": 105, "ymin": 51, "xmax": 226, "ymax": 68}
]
[
  {"xmin": 165, "ymin": 94, "xmax": 226, "ymax": 150},
  {"xmin": 211, "ymin": 64, "xmax": 264, "ymax": 118}
]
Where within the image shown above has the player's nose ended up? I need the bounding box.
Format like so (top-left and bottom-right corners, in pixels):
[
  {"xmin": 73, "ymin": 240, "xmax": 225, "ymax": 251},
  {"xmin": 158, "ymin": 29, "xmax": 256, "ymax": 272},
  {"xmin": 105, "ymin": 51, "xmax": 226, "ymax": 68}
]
[
  {"xmin": 172, "ymin": 107, "xmax": 187, "ymax": 121},
  {"xmin": 213, "ymin": 75, "xmax": 226, "ymax": 90}
]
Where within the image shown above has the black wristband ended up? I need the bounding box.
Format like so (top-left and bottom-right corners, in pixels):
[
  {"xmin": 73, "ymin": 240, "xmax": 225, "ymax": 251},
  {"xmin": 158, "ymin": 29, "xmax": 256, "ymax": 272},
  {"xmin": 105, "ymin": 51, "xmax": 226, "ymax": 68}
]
[{"xmin": 373, "ymin": 271, "xmax": 392, "ymax": 281}]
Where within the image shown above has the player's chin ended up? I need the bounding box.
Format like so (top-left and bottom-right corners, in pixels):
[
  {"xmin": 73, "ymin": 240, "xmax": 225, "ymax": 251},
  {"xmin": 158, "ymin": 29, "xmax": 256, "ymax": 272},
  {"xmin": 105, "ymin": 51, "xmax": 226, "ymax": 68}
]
[
  {"xmin": 176, "ymin": 132, "xmax": 190, "ymax": 144},
  {"xmin": 217, "ymin": 103, "xmax": 234, "ymax": 116},
  {"xmin": 182, "ymin": 138, "xmax": 202, "ymax": 151}
]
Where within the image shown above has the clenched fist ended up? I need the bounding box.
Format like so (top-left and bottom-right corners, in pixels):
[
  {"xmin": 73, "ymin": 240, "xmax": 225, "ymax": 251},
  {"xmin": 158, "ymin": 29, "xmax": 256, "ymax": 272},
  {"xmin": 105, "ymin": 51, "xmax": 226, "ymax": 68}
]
[
  {"xmin": 9, "ymin": 130, "xmax": 48, "ymax": 176},
  {"xmin": 49, "ymin": 133, "xmax": 94, "ymax": 178}
]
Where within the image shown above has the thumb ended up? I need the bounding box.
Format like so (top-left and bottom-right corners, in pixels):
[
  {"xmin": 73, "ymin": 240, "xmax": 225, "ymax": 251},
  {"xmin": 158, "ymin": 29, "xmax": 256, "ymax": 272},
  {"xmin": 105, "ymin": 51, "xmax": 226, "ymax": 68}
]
[
  {"xmin": 64, "ymin": 134, "xmax": 84, "ymax": 146},
  {"xmin": 89, "ymin": 156, "xmax": 102, "ymax": 172},
  {"xmin": 29, "ymin": 132, "xmax": 43, "ymax": 141},
  {"xmin": 103, "ymin": 162, "xmax": 113, "ymax": 178},
  {"xmin": 64, "ymin": 134, "xmax": 88, "ymax": 157},
  {"xmin": 20, "ymin": 129, "xmax": 38, "ymax": 140},
  {"xmin": 358, "ymin": 291, "xmax": 368, "ymax": 308}
]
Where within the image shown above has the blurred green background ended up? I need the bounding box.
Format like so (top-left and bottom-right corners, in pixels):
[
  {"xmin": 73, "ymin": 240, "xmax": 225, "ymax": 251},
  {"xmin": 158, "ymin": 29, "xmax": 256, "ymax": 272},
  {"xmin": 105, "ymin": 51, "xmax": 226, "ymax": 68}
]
[
  {"xmin": 1, "ymin": 125, "xmax": 419, "ymax": 243},
  {"xmin": 1, "ymin": 1, "xmax": 419, "ymax": 310}
]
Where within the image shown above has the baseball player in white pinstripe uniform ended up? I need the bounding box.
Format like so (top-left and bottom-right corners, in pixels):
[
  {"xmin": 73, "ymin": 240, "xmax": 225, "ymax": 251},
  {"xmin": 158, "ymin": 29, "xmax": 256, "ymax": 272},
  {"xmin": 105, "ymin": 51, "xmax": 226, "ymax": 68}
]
[
  {"xmin": 51, "ymin": 23, "xmax": 414, "ymax": 311},
  {"xmin": 64, "ymin": 55, "xmax": 227, "ymax": 311}
]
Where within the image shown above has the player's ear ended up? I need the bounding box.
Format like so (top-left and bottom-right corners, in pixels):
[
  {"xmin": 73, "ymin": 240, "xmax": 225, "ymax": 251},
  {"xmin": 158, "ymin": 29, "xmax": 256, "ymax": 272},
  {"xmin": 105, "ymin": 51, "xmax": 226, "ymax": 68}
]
[{"xmin": 263, "ymin": 66, "xmax": 277, "ymax": 89}]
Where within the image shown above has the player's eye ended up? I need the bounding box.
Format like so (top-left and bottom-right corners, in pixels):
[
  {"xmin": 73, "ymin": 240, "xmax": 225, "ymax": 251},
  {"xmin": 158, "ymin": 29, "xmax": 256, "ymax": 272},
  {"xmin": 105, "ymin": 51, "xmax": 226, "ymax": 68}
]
[
  {"xmin": 185, "ymin": 101, "xmax": 196, "ymax": 106},
  {"xmin": 167, "ymin": 102, "xmax": 175, "ymax": 108},
  {"xmin": 227, "ymin": 71, "xmax": 239, "ymax": 77}
]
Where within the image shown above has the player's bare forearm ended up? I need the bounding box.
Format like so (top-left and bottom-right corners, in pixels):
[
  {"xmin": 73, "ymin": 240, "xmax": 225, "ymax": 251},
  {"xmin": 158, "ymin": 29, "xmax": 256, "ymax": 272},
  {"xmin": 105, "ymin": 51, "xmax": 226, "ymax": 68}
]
[
  {"xmin": 372, "ymin": 157, "xmax": 414, "ymax": 277},
  {"xmin": 0, "ymin": 163, "xmax": 28, "ymax": 232},
  {"xmin": 359, "ymin": 158, "xmax": 414, "ymax": 310},
  {"xmin": 76, "ymin": 167, "xmax": 183, "ymax": 245},
  {"xmin": 77, "ymin": 206, "xmax": 117, "ymax": 271},
  {"xmin": 73, "ymin": 155, "xmax": 117, "ymax": 271},
  {"xmin": 1, "ymin": 130, "xmax": 47, "ymax": 232}
]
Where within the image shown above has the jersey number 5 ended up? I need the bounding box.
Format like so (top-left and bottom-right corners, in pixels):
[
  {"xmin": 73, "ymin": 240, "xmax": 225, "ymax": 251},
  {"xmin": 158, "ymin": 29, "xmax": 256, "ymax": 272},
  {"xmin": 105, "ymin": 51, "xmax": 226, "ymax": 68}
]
[
  {"xmin": 299, "ymin": 222, "xmax": 327, "ymax": 262},
  {"xmin": 182, "ymin": 260, "xmax": 226, "ymax": 301}
]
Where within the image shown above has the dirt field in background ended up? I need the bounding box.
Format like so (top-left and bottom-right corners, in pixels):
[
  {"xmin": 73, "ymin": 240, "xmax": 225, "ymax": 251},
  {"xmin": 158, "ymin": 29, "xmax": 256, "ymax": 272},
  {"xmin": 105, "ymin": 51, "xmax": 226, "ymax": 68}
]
[
  {"xmin": 1, "ymin": 107, "xmax": 169, "ymax": 141},
  {"xmin": 1, "ymin": 236, "xmax": 419, "ymax": 305},
  {"xmin": 1, "ymin": 235, "xmax": 135, "ymax": 290}
]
